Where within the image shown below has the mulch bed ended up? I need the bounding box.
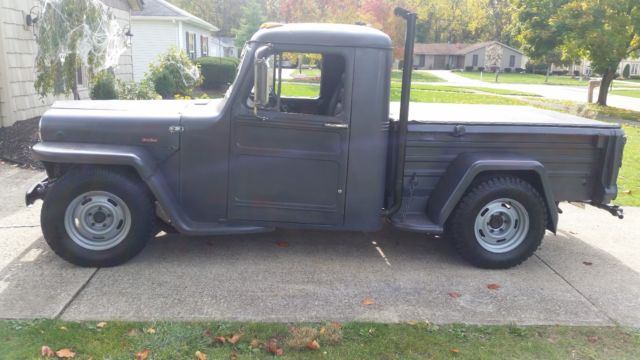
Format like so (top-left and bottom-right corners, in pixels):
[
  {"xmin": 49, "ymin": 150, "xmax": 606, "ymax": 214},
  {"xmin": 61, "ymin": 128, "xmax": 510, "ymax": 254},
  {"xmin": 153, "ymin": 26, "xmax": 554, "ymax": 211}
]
[{"xmin": 0, "ymin": 117, "xmax": 43, "ymax": 170}]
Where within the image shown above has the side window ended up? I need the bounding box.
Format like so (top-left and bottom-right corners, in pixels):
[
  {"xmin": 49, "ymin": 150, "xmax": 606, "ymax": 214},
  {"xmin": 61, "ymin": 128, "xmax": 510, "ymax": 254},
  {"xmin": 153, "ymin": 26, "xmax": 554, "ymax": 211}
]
[
  {"xmin": 509, "ymin": 55, "xmax": 516, "ymax": 67},
  {"xmin": 472, "ymin": 54, "xmax": 479, "ymax": 67},
  {"xmin": 280, "ymin": 52, "xmax": 321, "ymax": 99},
  {"xmin": 250, "ymin": 51, "xmax": 346, "ymax": 117}
]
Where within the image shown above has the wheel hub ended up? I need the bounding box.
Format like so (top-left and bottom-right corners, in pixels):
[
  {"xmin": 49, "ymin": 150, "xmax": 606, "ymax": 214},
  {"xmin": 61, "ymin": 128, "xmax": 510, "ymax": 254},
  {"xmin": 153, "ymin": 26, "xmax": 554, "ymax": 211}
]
[
  {"xmin": 474, "ymin": 198, "xmax": 529, "ymax": 253},
  {"xmin": 64, "ymin": 191, "xmax": 131, "ymax": 251}
]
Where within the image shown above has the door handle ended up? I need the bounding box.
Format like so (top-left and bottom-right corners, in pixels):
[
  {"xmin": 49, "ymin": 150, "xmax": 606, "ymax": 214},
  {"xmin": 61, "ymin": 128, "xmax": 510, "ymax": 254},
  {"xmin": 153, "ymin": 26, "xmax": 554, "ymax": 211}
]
[{"xmin": 324, "ymin": 122, "xmax": 348, "ymax": 129}]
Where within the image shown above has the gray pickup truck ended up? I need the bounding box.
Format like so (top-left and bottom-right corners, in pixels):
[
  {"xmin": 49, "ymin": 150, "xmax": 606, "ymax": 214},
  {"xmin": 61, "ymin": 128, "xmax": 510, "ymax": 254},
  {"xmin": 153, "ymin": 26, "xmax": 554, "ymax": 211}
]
[{"xmin": 26, "ymin": 8, "xmax": 625, "ymax": 268}]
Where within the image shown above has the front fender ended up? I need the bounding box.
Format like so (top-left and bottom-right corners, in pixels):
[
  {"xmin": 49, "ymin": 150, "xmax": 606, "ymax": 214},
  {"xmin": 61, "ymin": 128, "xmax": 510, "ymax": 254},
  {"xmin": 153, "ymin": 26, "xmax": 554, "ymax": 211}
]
[
  {"xmin": 32, "ymin": 142, "xmax": 157, "ymax": 179},
  {"xmin": 426, "ymin": 152, "xmax": 558, "ymax": 232}
]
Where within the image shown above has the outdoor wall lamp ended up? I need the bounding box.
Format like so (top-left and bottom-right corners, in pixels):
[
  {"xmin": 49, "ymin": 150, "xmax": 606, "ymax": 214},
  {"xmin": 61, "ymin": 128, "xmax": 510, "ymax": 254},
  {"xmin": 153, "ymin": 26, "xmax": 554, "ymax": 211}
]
[
  {"xmin": 123, "ymin": 26, "xmax": 134, "ymax": 47},
  {"xmin": 26, "ymin": 6, "xmax": 41, "ymax": 27}
]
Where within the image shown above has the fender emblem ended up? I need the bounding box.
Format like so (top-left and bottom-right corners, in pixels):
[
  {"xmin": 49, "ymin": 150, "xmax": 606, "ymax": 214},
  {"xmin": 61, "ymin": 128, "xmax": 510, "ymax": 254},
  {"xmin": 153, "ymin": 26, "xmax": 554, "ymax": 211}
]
[
  {"xmin": 169, "ymin": 125, "xmax": 184, "ymax": 133},
  {"xmin": 141, "ymin": 137, "xmax": 158, "ymax": 143}
]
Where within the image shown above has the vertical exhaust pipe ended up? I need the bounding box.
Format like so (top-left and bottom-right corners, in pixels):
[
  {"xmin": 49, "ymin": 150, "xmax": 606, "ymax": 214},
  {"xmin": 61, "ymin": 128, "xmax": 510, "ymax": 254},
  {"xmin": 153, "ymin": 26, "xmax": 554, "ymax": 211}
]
[{"xmin": 384, "ymin": 7, "xmax": 417, "ymax": 216}]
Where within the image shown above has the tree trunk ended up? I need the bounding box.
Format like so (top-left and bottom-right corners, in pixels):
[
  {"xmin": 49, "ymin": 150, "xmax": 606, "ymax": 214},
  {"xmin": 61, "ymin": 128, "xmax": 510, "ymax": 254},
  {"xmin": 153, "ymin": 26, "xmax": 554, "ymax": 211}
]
[
  {"xmin": 545, "ymin": 65, "xmax": 550, "ymax": 83},
  {"xmin": 597, "ymin": 69, "xmax": 616, "ymax": 106},
  {"xmin": 71, "ymin": 81, "xmax": 80, "ymax": 100}
]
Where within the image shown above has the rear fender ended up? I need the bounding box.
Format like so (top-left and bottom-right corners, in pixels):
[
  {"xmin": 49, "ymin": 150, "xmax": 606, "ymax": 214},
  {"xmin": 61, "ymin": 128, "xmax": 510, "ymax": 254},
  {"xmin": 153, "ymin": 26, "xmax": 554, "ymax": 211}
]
[{"xmin": 426, "ymin": 152, "xmax": 558, "ymax": 232}]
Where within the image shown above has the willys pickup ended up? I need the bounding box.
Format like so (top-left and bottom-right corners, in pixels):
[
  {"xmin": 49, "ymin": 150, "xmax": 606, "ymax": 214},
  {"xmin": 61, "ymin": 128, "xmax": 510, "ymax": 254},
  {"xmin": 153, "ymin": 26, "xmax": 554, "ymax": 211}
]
[{"xmin": 27, "ymin": 8, "xmax": 625, "ymax": 268}]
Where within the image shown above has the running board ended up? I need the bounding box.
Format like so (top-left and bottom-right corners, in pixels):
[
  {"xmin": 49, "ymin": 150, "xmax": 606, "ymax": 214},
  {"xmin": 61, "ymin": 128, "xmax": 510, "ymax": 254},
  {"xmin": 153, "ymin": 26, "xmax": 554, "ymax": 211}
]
[{"xmin": 389, "ymin": 213, "xmax": 444, "ymax": 234}]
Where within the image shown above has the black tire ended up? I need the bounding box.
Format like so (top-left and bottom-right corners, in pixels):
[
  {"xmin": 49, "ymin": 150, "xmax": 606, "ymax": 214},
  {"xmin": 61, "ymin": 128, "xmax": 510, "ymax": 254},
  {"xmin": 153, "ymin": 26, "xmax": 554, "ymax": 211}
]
[
  {"xmin": 41, "ymin": 167, "xmax": 156, "ymax": 267},
  {"xmin": 449, "ymin": 176, "xmax": 547, "ymax": 269}
]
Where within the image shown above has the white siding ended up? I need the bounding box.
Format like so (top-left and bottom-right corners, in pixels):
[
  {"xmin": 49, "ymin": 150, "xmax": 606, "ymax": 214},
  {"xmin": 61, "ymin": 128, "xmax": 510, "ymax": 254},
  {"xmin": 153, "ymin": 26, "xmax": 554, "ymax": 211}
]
[
  {"xmin": 0, "ymin": 0, "xmax": 135, "ymax": 127},
  {"xmin": 130, "ymin": 19, "xmax": 178, "ymax": 81}
]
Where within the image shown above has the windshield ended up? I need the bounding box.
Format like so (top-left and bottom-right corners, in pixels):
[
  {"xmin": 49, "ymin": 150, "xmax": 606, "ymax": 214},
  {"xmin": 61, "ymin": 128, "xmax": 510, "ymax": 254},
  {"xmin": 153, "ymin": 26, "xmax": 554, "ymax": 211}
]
[{"xmin": 223, "ymin": 44, "xmax": 250, "ymax": 101}]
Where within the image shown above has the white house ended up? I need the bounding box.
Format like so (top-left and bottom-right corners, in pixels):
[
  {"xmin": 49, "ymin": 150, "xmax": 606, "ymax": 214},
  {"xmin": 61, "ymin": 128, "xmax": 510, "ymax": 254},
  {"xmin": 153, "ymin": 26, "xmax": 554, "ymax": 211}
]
[
  {"xmin": 131, "ymin": 0, "xmax": 220, "ymax": 81},
  {"xmin": 0, "ymin": 0, "xmax": 141, "ymax": 128},
  {"xmin": 413, "ymin": 41, "xmax": 525, "ymax": 71}
]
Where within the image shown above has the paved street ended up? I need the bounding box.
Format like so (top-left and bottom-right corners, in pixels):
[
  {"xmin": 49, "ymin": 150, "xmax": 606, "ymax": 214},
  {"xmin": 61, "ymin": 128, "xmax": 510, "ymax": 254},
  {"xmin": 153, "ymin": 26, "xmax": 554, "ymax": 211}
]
[
  {"xmin": 425, "ymin": 70, "xmax": 640, "ymax": 112},
  {"xmin": 0, "ymin": 163, "xmax": 639, "ymax": 326}
]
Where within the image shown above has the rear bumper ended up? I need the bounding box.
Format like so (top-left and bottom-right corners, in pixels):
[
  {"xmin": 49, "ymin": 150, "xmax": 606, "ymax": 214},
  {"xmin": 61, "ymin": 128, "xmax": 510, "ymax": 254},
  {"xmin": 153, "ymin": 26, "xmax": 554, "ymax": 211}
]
[{"xmin": 25, "ymin": 178, "xmax": 51, "ymax": 206}]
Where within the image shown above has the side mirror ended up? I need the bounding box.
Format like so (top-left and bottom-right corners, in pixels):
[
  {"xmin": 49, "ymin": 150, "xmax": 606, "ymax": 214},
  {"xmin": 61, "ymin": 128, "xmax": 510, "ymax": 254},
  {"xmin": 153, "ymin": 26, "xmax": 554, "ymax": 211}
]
[{"xmin": 253, "ymin": 45, "xmax": 273, "ymax": 109}]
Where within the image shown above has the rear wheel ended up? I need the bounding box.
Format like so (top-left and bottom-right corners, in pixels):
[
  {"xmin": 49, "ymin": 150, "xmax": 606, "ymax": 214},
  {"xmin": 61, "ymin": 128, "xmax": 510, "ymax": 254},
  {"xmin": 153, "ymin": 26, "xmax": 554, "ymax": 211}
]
[
  {"xmin": 449, "ymin": 176, "xmax": 547, "ymax": 269},
  {"xmin": 41, "ymin": 167, "xmax": 156, "ymax": 267}
]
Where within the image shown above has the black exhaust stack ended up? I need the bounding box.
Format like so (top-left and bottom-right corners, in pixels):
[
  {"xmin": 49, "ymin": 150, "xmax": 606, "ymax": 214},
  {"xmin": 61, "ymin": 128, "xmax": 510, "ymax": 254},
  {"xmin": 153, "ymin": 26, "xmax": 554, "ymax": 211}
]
[{"xmin": 384, "ymin": 7, "xmax": 417, "ymax": 216}]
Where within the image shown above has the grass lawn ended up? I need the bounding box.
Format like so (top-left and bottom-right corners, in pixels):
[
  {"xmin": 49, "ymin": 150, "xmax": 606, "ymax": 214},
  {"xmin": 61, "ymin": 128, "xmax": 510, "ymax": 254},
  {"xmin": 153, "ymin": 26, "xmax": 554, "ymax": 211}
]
[
  {"xmin": 2, "ymin": 320, "xmax": 639, "ymax": 359},
  {"xmin": 456, "ymin": 72, "xmax": 588, "ymax": 86},
  {"xmin": 616, "ymin": 125, "xmax": 640, "ymax": 206},
  {"xmin": 611, "ymin": 90, "xmax": 640, "ymax": 99},
  {"xmin": 391, "ymin": 70, "xmax": 445, "ymax": 82}
]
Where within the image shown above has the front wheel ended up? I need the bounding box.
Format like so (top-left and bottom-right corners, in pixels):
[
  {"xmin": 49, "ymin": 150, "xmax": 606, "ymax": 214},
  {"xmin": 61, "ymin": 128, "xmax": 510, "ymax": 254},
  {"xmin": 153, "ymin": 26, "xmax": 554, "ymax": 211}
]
[
  {"xmin": 449, "ymin": 176, "xmax": 547, "ymax": 269},
  {"xmin": 41, "ymin": 167, "xmax": 156, "ymax": 267}
]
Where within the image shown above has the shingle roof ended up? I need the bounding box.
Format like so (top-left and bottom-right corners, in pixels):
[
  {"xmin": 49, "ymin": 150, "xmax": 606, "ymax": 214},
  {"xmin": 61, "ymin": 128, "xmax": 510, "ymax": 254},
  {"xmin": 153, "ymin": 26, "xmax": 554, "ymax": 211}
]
[
  {"xmin": 133, "ymin": 0, "xmax": 218, "ymax": 31},
  {"xmin": 414, "ymin": 41, "xmax": 522, "ymax": 55}
]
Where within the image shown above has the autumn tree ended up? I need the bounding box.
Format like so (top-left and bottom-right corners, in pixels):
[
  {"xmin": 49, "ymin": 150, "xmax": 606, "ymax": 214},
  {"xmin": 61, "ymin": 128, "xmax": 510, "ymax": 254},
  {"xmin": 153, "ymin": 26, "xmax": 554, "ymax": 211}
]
[{"xmin": 34, "ymin": 0, "xmax": 126, "ymax": 100}]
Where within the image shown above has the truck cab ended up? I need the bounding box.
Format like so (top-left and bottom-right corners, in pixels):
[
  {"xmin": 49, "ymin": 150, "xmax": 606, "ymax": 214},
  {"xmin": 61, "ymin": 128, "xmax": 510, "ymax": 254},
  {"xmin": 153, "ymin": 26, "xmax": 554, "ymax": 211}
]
[{"xmin": 27, "ymin": 9, "xmax": 625, "ymax": 269}]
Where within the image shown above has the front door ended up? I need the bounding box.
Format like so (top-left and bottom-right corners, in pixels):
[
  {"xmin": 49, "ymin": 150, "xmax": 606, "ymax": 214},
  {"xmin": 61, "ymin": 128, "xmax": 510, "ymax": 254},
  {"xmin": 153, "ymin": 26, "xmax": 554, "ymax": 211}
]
[{"xmin": 228, "ymin": 48, "xmax": 352, "ymax": 225}]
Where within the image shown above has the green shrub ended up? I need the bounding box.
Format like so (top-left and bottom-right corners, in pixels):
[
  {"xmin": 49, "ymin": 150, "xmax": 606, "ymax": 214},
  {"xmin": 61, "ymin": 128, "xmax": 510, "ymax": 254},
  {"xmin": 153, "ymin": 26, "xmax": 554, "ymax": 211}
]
[
  {"xmin": 464, "ymin": 66, "xmax": 474, "ymax": 72},
  {"xmin": 195, "ymin": 57, "xmax": 239, "ymax": 89},
  {"xmin": 90, "ymin": 71, "xmax": 117, "ymax": 100},
  {"xmin": 116, "ymin": 79, "xmax": 161, "ymax": 100},
  {"xmin": 623, "ymin": 64, "xmax": 631, "ymax": 79},
  {"xmin": 146, "ymin": 47, "xmax": 201, "ymax": 99}
]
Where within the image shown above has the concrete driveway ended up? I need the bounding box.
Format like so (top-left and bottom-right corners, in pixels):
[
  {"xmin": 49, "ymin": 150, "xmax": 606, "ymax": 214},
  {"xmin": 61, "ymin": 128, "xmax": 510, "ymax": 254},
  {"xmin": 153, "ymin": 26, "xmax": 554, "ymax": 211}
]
[
  {"xmin": 425, "ymin": 70, "xmax": 640, "ymax": 112},
  {"xmin": 1, "ymin": 163, "xmax": 639, "ymax": 326}
]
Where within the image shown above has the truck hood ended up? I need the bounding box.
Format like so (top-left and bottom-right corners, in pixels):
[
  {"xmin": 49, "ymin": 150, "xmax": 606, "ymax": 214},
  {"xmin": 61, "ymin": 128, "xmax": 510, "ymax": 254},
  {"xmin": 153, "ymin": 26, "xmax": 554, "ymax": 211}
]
[{"xmin": 39, "ymin": 99, "xmax": 223, "ymax": 161}]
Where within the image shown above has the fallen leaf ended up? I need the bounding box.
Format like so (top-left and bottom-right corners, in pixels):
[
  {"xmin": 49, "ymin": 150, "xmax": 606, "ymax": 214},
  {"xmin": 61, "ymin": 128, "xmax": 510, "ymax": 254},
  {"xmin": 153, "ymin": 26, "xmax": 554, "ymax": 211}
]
[
  {"xmin": 487, "ymin": 283, "xmax": 500, "ymax": 290},
  {"xmin": 306, "ymin": 340, "xmax": 320, "ymax": 351},
  {"xmin": 56, "ymin": 348, "xmax": 76, "ymax": 358},
  {"xmin": 195, "ymin": 350, "xmax": 207, "ymax": 360},
  {"xmin": 127, "ymin": 329, "xmax": 140, "ymax": 337},
  {"xmin": 450, "ymin": 348, "xmax": 460, "ymax": 354},
  {"xmin": 96, "ymin": 322, "xmax": 107, "ymax": 329},
  {"xmin": 448, "ymin": 292, "xmax": 462, "ymax": 298},
  {"xmin": 229, "ymin": 351, "xmax": 238, "ymax": 360},
  {"xmin": 145, "ymin": 327, "xmax": 156, "ymax": 334},
  {"xmin": 583, "ymin": 261, "xmax": 593, "ymax": 266},
  {"xmin": 266, "ymin": 338, "xmax": 283, "ymax": 356},
  {"xmin": 203, "ymin": 329, "xmax": 212, "ymax": 338},
  {"xmin": 275, "ymin": 240, "xmax": 289, "ymax": 248},
  {"xmin": 249, "ymin": 338, "xmax": 260, "ymax": 348},
  {"xmin": 228, "ymin": 333, "xmax": 243, "ymax": 344},
  {"xmin": 407, "ymin": 320, "xmax": 417, "ymax": 326},
  {"xmin": 59, "ymin": 326, "xmax": 68, "ymax": 331},
  {"xmin": 361, "ymin": 297, "xmax": 375, "ymax": 305},
  {"xmin": 330, "ymin": 321, "xmax": 342, "ymax": 329},
  {"xmin": 587, "ymin": 335, "xmax": 599, "ymax": 343},
  {"xmin": 319, "ymin": 327, "xmax": 326, "ymax": 335},
  {"xmin": 135, "ymin": 349, "xmax": 150, "ymax": 360},
  {"xmin": 40, "ymin": 345, "xmax": 55, "ymax": 358},
  {"xmin": 214, "ymin": 336, "xmax": 226, "ymax": 344}
]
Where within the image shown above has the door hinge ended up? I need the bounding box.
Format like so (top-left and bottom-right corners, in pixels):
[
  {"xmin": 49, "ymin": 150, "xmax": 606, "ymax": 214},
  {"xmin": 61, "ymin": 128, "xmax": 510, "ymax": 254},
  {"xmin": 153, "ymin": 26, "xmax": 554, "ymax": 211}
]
[{"xmin": 169, "ymin": 125, "xmax": 184, "ymax": 134}]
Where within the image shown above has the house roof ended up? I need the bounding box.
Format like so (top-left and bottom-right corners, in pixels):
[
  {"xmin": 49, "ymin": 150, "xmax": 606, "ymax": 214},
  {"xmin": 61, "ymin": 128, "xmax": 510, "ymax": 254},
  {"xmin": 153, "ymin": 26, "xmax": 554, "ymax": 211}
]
[
  {"xmin": 414, "ymin": 41, "xmax": 522, "ymax": 56},
  {"xmin": 132, "ymin": 0, "xmax": 218, "ymax": 32}
]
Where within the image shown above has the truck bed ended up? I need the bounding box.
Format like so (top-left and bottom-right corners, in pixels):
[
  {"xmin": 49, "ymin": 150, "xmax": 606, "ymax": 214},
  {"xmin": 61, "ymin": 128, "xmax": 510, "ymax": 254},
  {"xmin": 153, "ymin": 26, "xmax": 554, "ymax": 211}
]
[
  {"xmin": 390, "ymin": 103, "xmax": 619, "ymax": 128},
  {"xmin": 387, "ymin": 104, "xmax": 625, "ymax": 226}
]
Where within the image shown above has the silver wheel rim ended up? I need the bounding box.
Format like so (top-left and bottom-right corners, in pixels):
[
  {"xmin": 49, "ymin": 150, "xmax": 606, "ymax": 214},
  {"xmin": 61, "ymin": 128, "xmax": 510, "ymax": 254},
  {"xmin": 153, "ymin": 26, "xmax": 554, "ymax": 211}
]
[
  {"xmin": 474, "ymin": 198, "xmax": 529, "ymax": 253},
  {"xmin": 64, "ymin": 191, "xmax": 131, "ymax": 251}
]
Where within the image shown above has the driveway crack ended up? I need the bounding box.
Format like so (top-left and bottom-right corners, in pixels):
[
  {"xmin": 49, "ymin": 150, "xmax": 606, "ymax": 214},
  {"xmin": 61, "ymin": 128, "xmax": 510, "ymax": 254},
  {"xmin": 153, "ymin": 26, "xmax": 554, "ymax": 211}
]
[
  {"xmin": 535, "ymin": 254, "xmax": 618, "ymax": 325},
  {"xmin": 54, "ymin": 267, "xmax": 100, "ymax": 319}
]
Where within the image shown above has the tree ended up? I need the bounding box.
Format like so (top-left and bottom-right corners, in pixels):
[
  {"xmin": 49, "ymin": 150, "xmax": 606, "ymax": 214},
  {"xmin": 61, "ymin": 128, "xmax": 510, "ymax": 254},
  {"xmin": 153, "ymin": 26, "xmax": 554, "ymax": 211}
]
[
  {"xmin": 233, "ymin": 0, "xmax": 266, "ymax": 47},
  {"xmin": 555, "ymin": 0, "xmax": 640, "ymax": 105},
  {"xmin": 34, "ymin": 0, "xmax": 126, "ymax": 100},
  {"xmin": 512, "ymin": 0, "xmax": 568, "ymax": 83}
]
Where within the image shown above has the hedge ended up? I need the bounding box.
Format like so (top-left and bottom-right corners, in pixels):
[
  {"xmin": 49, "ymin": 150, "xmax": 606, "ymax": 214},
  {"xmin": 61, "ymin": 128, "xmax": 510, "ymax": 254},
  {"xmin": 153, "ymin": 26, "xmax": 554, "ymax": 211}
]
[{"xmin": 196, "ymin": 56, "xmax": 240, "ymax": 89}]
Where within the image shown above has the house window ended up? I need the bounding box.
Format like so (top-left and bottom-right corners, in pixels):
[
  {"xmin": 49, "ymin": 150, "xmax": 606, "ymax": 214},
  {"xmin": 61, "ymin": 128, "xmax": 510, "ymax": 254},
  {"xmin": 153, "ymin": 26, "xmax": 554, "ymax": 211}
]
[
  {"xmin": 509, "ymin": 55, "xmax": 516, "ymax": 68},
  {"xmin": 76, "ymin": 65, "xmax": 84, "ymax": 86},
  {"xmin": 201, "ymin": 35, "xmax": 209, "ymax": 57},
  {"xmin": 632, "ymin": 64, "xmax": 639, "ymax": 75},
  {"xmin": 472, "ymin": 54, "xmax": 478, "ymax": 67},
  {"xmin": 186, "ymin": 32, "xmax": 196, "ymax": 60}
]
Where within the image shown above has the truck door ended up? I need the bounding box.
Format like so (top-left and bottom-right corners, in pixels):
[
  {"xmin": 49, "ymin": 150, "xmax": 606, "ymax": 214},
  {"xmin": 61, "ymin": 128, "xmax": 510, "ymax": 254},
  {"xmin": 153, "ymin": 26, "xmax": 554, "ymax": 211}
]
[{"xmin": 228, "ymin": 48, "xmax": 352, "ymax": 225}]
